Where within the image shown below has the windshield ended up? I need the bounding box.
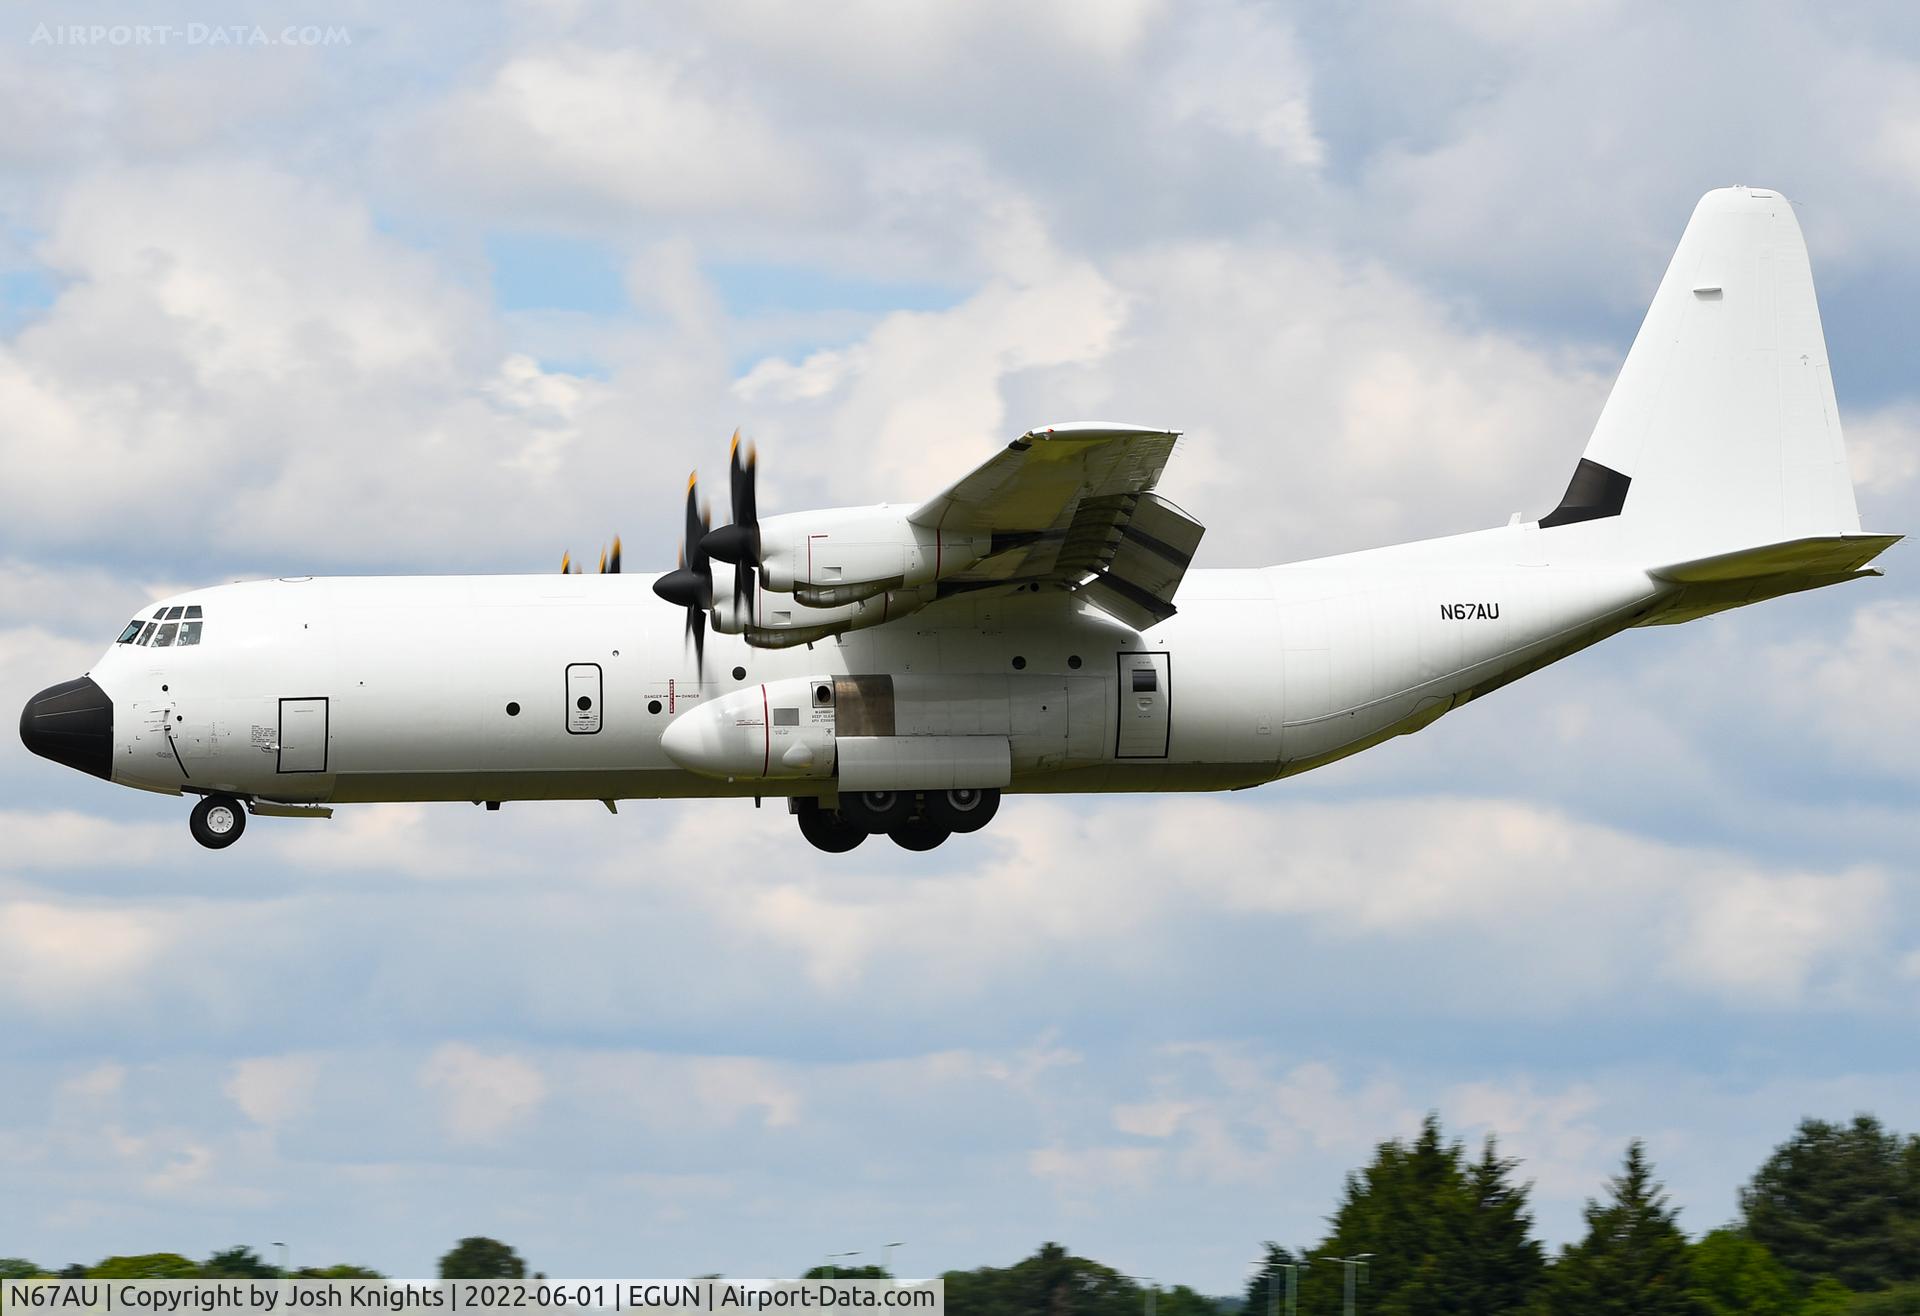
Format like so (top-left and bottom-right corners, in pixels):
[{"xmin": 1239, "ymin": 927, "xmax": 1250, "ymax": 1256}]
[{"xmin": 126, "ymin": 605, "xmax": 207, "ymax": 646}]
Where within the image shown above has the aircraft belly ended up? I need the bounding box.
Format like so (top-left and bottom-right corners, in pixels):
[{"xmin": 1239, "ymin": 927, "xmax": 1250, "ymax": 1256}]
[{"xmin": 1275, "ymin": 564, "xmax": 1661, "ymax": 769}]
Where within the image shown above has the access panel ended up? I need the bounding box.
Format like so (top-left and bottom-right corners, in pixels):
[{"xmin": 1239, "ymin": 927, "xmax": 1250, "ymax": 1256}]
[{"xmin": 1115, "ymin": 653, "xmax": 1171, "ymax": 758}]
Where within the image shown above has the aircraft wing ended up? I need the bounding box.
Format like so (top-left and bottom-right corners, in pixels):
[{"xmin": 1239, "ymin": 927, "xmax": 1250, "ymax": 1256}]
[{"xmin": 911, "ymin": 422, "xmax": 1204, "ymax": 627}]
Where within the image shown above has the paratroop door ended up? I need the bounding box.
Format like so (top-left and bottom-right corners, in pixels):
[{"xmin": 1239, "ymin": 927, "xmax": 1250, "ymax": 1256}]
[
  {"xmin": 1115, "ymin": 653, "xmax": 1170, "ymax": 758},
  {"xmin": 567, "ymin": 663, "xmax": 603, "ymax": 734},
  {"xmin": 277, "ymin": 697, "xmax": 329, "ymax": 773}
]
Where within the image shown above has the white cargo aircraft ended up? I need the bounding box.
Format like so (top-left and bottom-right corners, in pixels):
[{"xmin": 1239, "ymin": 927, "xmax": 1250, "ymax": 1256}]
[{"xmin": 20, "ymin": 188, "xmax": 1901, "ymax": 851}]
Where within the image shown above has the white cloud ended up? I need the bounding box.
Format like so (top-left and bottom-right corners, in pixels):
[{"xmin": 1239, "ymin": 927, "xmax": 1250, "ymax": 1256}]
[
  {"xmin": 1162, "ymin": 4, "xmax": 1324, "ymax": 166},
  {"xmin": 225, "ymin": 1055, "xmax": 320, "ymax": 1128},
  {"xmin": 419, "ymin": 1043, "xmax": 549, "ymax": 1143},
  {"xmin": 1676, "ymin": 868, "xmax": 1888, "ymax": 1005},
  {"xmin": 413, "ymin": 46, "xmax": 824, "ymax": 222},
  {"xmin": 1759, "ymin": 601, "xmax": 1920, "ymax": 780},
  {"xmin": 60, "ymin": 1063, "xmax": 126, "ymax": 1102},
  {"xmin": 0, "ymin": 900, "xmax": 167, "ymax": 1005}
]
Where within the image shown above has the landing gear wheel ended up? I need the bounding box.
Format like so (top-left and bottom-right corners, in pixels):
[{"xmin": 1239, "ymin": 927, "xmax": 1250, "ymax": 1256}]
[
  {"xmin": 923, "ymin": 787, "xmax": 1001, "ymax": 834},
  {"xmin": 796, "ymin": 802, "xmax": 866, "ymax": 853},
  {"xmin": 889, "ymin": 820, "xmax": 951, "ymax": 851},
  {"xmin": 838, "ymin": 790, "xmax": 914, "ymax": 834},
  {"xmin": 190, "ymin": 795, "xmax": 247, "ymax": 850}
]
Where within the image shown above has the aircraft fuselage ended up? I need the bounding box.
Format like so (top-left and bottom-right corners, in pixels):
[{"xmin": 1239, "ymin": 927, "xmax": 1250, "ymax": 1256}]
[{"xmin": 73, "ymin": 526, "xmax": 1661, "ymax": 813}]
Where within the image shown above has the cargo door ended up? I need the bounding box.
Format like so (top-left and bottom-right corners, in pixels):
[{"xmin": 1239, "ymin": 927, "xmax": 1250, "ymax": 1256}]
[{"xmin": 277, "ymin": 697, "xmax": 329, "ymax": 773}]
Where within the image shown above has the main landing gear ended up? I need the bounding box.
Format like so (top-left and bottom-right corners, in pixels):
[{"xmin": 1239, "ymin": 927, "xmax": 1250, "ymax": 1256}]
[
  {"xmin": 189, "ymin": 794, "xmax": 247, "ymax": 849},
  {"xmin": 793, "ymin": 788, "xmax": 1001, "ymax": 854}
]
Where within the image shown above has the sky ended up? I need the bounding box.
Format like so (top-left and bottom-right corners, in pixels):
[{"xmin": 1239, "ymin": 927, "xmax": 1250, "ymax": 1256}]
[{"xmin": 2, "ymin": 0, "xmax": 1918, "ymax": 1291}]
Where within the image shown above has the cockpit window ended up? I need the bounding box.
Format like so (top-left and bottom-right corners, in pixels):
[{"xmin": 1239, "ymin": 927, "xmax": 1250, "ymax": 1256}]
[{"xmin": 134, "ymin": 606, "xmax": 208, "ymax": 645}]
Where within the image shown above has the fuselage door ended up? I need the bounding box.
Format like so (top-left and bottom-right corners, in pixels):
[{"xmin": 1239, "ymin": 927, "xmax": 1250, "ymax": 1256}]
[
  {"xmin": 277, "ymin": 697, "xmax": 329, "ymax": 773},
  {"xmin": 1115, "ymin": 652, "xmax": 1171, "ymax": 758},
  {"xmin": 567, "ymin": 663, "xmax": 603, "ymax": 734}
]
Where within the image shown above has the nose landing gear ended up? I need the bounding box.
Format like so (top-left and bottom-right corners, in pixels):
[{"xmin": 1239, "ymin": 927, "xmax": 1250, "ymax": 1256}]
[
  {"xmin": 792, "ymin": 788, "xmax": 1001, "ymax": 854},
  {"xmin": 189, "ymin": 794, "xmax": 248, "ymax": 849}
]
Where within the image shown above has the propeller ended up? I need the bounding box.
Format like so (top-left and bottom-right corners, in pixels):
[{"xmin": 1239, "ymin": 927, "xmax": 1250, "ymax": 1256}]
[
  {"xmin": 650, "ymin": 473, "xmax": 713, "ymax": 673},
  {"xmin": 560, "ymin": 536, "xmax": 622, "ymax": 575},
  {"xmin": 702, "ymin": 430, "xmax": 761, "ymax": 622}
]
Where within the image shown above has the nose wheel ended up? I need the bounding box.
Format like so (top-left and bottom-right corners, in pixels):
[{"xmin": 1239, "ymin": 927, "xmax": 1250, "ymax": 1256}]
[{"xmin": 189, "ymin": 795, "xmax": 248, "ymax": 849}]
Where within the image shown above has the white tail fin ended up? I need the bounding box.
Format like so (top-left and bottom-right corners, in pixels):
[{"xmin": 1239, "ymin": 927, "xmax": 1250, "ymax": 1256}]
[{"xmin": 1541, "ymin": 187, "xmax": 1867, "ymax": 559}]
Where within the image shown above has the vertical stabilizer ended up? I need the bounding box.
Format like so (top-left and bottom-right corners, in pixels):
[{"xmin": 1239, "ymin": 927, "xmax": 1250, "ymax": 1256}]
[{"xmin": 1542, "ymin": 187, "xmax": 1865, "ymax": 559}]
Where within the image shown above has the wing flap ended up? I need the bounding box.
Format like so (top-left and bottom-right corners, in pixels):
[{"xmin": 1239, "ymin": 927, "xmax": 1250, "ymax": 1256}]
[{"xmin": 1068, "ymin": 492, "xmax": 1204, "ymax": 629}]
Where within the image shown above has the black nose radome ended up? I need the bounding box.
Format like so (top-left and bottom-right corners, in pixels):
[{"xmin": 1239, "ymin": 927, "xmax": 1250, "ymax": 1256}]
[{"xmin": 20, "ymin": 676, "xmax": 114, "ymax": 781}]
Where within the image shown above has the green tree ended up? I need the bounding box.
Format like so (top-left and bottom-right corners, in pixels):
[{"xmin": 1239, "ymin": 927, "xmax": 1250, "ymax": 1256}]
[
  {"xmin": 803, "ymin": 1266, "xmax": 889, "ymax": 1280},
  {"xmin": 1155, "ymin": 1285, "xmax": 1222, "ymax": 1316},
  {"xmin": 89, "ymin": 1255, "xmax": 201, "ymax": 1278},
  {"xmin": 1850, "ymin": 1284, "xmax": 1920, "ymax": 1315},
  {"xmin": 1543, "ymin": 1141, "xmax": 1701, "ymax": 1316},
  {"xmin": 295, "ymin": 1266, "xmax": 386, "ymax": 1279},
  {"xmin": 1242, "ymin": 1244, "xmax": 1306, "ymax": 1316},
  {"xmin": 1800, "ymin": 1278, "xmax": 1855, "ymax": 1315},
  {"xmin": 1742, "ymin": 1115, "xmax": 1917, "ymax": 1292},
  {"xmin": 203, "ymin": 1247, "xmax": 279, "ymax": 1278},
  {"xmin": 1293, "ymin": 1115, "xmax": 1545, "ymax": 1315},
  {"xmin": 1459, "ymin": 1137, "xmax": 1548, "ymax": 1313},
  {"xmin": 0, "ymin": 1261, "xmax": 44, "ymax": 1279},
  {"xmin": 437, "ymin": 1238, "xmax": 526, "ymax": 1280},
  {"xmin": 1687, "ymin": 1228, "xmax": 1795, "ymax": 1316},
  {"xmin": 944, "ymin": 1243, "xmax": 1143, "ymax": 1316}
]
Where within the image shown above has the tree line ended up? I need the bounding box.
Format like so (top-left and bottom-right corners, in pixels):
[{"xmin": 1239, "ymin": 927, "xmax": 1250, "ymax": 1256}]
[{"xmin": 6, "ymin": 1112, "xmax": 1917, "ymax": 1314}]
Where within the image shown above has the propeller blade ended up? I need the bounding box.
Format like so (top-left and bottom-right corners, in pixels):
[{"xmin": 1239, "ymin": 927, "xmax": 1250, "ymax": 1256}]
[
  {"xmin": 598, "ymin": 547, "xmax": 607, "ymax": 574},
  {"xmin": 655, "ymin": 471, "xmax": 714, "ymax": 680},
  {"xmin": 608, "ymin": 535, "xmax": 621, "ymax": 574},
  {"xmin": 702, "ymin": 430, "xmax": 761, "ymax": 620},
  {"xmin": 560, "ymin": 550, "xmax": 571, "ymax": 575}
]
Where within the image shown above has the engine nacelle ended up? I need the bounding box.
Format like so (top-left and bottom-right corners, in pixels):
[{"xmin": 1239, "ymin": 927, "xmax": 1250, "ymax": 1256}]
[
  {"xmin": 709, "ymin": 577, "xmax": 935, "ymax": 648},
  {"xmin": 756, "ymin": 506, "xmax": 992, "ymax": 601}
]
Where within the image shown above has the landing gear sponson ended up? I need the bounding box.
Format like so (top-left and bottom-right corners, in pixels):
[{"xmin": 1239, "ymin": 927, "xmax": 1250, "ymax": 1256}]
[{"xmin": 793, "ymin": 787, "xmax": 1000, "ymax": 853}]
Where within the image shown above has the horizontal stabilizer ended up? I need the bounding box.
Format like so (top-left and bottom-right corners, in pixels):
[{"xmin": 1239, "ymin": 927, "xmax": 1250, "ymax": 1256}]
[
  {"xmin": 1651, "ymin": 533, "xmax": 1902, "ymax": 584},
  {"xmin": 1637, "ymin": 533, "xmax": 1902, "ymax": 626}
]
